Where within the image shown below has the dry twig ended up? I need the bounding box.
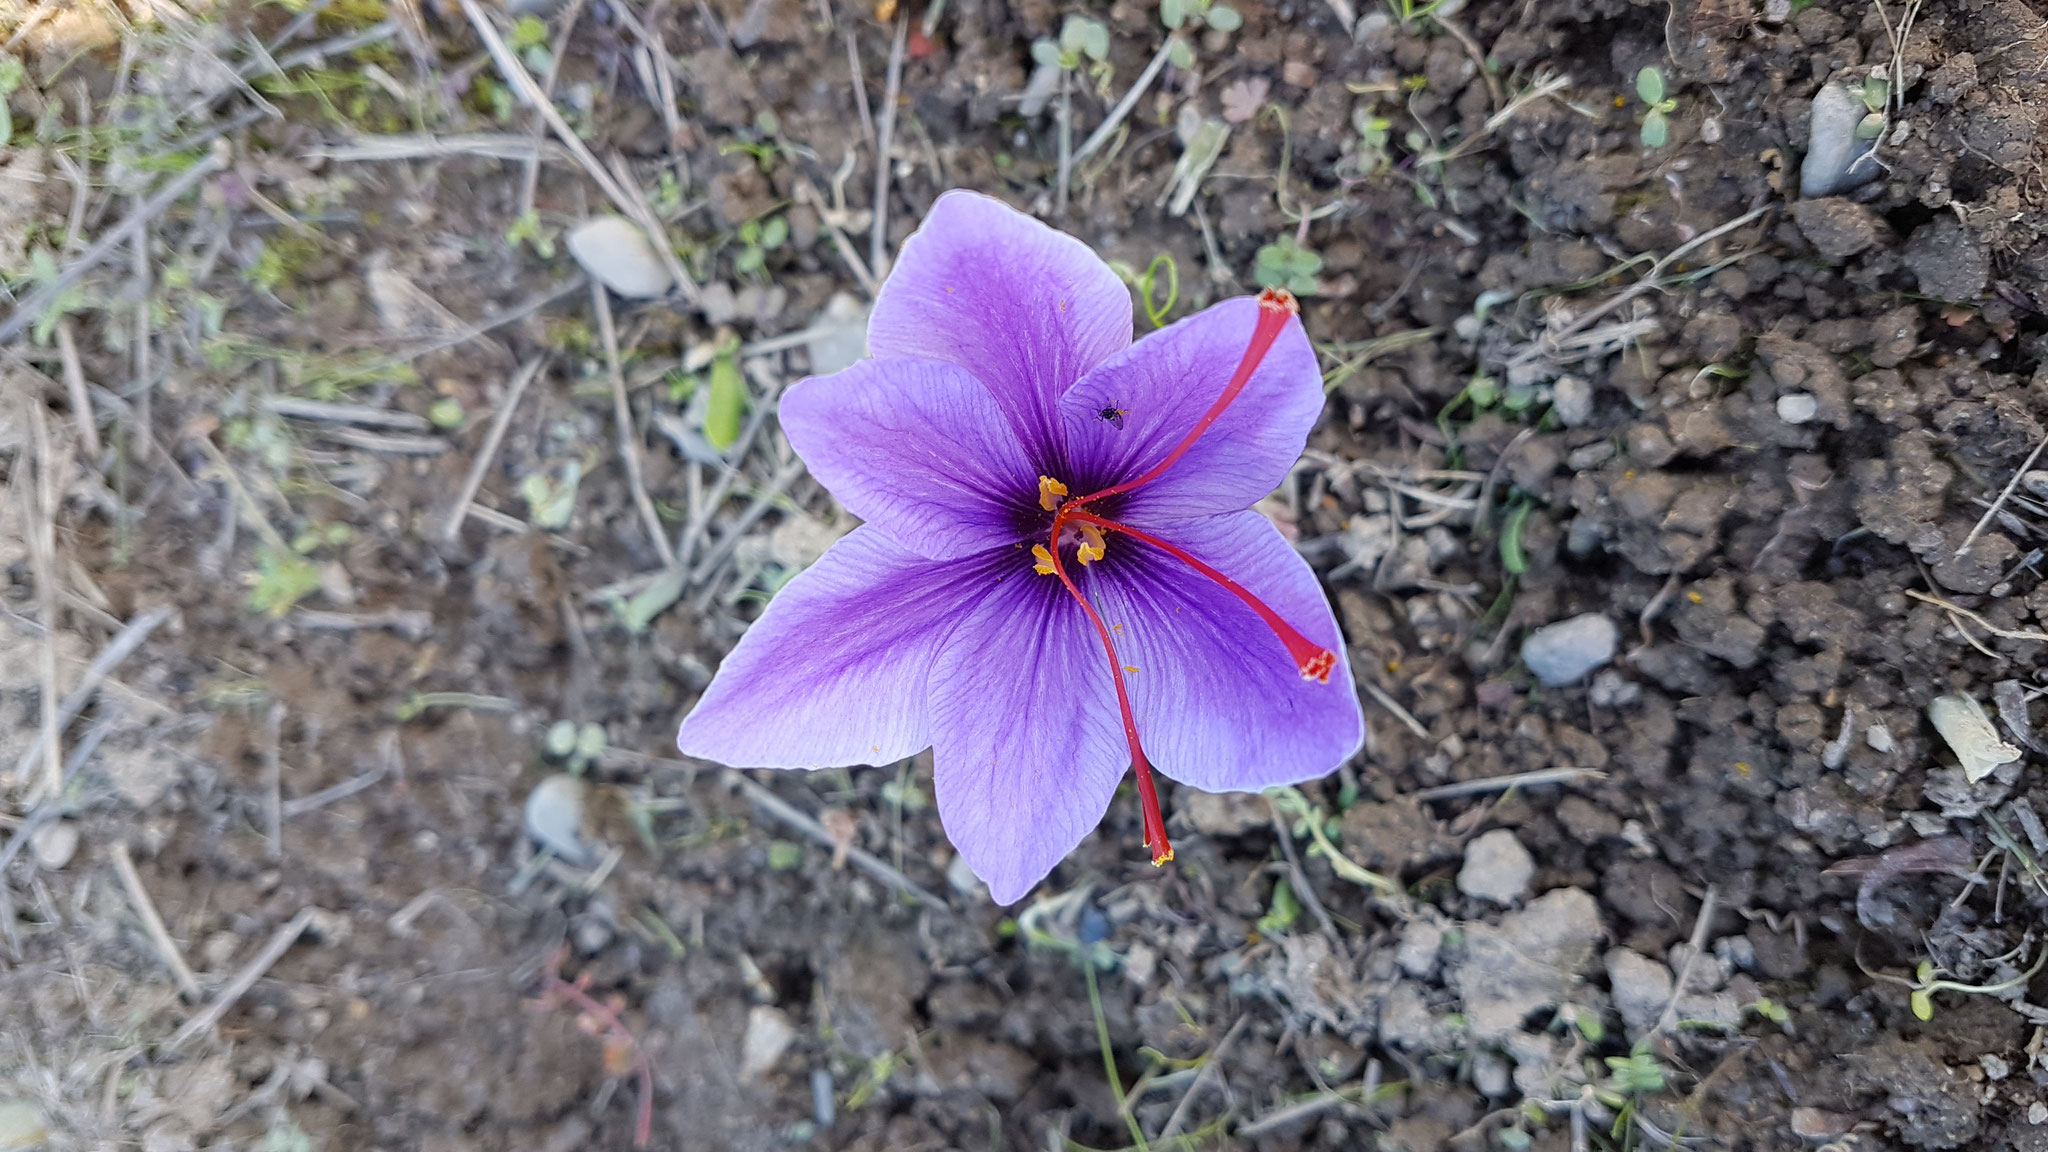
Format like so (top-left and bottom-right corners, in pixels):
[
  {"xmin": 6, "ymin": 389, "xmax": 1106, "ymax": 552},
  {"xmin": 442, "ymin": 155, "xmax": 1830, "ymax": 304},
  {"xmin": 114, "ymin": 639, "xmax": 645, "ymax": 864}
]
[
  {"xmin": 593, "ymin": 282, "xmax": 676, "ymax": 567},
  {"xmin": 109, "ymin": 842, "xmax": 205, "ymax": 1001},
  {"xmin": 441, "ymin": 357, "xmax": 546, "ymax": 545},
  {"xmin": 169, "ymin": 907, "xmax": 319, "ymax": 1051}
]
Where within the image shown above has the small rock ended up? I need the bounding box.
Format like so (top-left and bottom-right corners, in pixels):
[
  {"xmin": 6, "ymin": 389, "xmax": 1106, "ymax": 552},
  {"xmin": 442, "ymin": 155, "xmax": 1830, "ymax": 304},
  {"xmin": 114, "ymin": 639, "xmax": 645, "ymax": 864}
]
[
  {"xmin": 565, "ymin": 216, "xmax": 674, "ymax": 299},
  {"xmin": 1799, "ymin": 83, "xmax": 1880, "ymax": 198},
  {"xmin": 946, "ymin": 852, "xmax": 986, "ymax": 900},
  {"xmin": 2023, "ymin": 470, "xmax": 2048, "ymax": 500},
  {"xmin": 2030, "ymin": 1100, "xmax": 2047, "ymax": 1125},
  {"xmin": 1606, "ymin": 948, "xmax": 1674, "ymax": 1039},
  {"xmin": 570, "ymin": 915, "xmax": 613, "ymax": 956},
  {"xmin": 1777, "ymin": 393, "xmax": 1819, "ymax": 424},
  {"xmin": 1551, "ymin": 376, "xmax": 1594, "ymax": 427},
  {"xmin": 1790, "ymin": 1107, "xmax": 1854, "ymax": 1141},
  {"xmin": 1395, "ymin": 919, "xmax": 1445, "ymax": 978},
  {"xmin": 1451, "ymin": 888, "xmax": 1605, "ymax": 1042},
  {"xmin": 523, "ymin": 774, "xmax": 593, "ymax": 865},
  {"xmin": 1978, "ymin": 1053, "xmax": 2009, "ymax": 1081},
  {"xmin": 1471, "ymin": 1050, "xmax": 1511, "ymax": 1097},
  {"xmin": 697, "ymin": 281, "xmax": 740, "ymax": 326},
  {"xmin": 1521, "ymin": 613, "xmax": 1620, "ymax": 686},
  {"xmin": 0, "ymin": 1101, "xmax": 46, "ymax": 1152},
  {"xmin": 1902, "ymin": 217, "xmax": 1989, "ymax": 302},
  {"xmin": 1123, "ymin": 941, "xmax": 1159, "ymax": 987},
  {"xmin": 801, "ymin": 293, "xmax": 869, "ymax": 375},
  {"xmin": 739, "ymin": 1005, "xmax": 798, "ymax": 1080},
  {"xmin": 30, "ymin": 822, "xmax": 78, "ymax": 870},
  {"xmin": 1458, "ymin": 829, "xmax": 1535, "ymax": 905},
  {"xmin": 1179, "ymin": 790, "xmax": 1270, "ymax": 838},
  {"xmin": 1588, "ymin": 670, "xmax": 1641, "ymax": 709},
  {"xmin": 1790, "ymin": 198, "xmax": 1886, "ymax": 263}
]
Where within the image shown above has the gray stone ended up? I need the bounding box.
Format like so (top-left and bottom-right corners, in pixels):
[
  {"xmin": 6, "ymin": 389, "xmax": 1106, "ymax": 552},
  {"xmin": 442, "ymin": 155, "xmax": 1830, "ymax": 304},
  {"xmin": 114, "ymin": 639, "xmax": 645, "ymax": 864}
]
[
  {"xmin": 1800, "ymin": 83, "xmax": 1880, "ymax": 198},
  {"xmin": 1790, "ymin": 198, "xmax": 1886, "ymax": 263},
  {"xmin": 1551, "ymin": 376, "xmax": 1594, "ymax": 427},
  {"xmin": 522, "ymin": 774, "xmax": 592, "ymax": 865},
  {"xmin": 739, "ymin": 1005, "xmax": 798, "ymax": 1080},
  {"xmin": 1606, "ymin": 948, "xmax": 1673, "ymax": 1039},
  {"xmin": 566, "ymin": 216, "xmax": 675, "ymax": 299},
  {"xmin": 1457, "ymin": 829, "xmax": 1535, "ymax": 906},
  {"xmin": 1520, "ymin": 614, "xmax": 1620, "ymax": 686},
  {"xmin": 1588, "ymin": 670, "xmax": 1641, "ymax": 709},
  {"xmin": 1777, "ymin": 393, "xmax": 1819, "ymax": 424},
  {"xmin": 1903, "ymin": 217, "xmax": 1989, "ymax": 302},
  {"xmin": 30, "ymin": 821, "xmax": 78, "ymax": 870},
  {"xmin": 1471, "ymin": 1050, "xmax": 1511, "ymax": 1098},
  {"xmin": 1395, "ymin": 919, "xmax": 1445, "ymax": 978},
  {"xmin": 1179, "ymin": 790, "xmax": 1270, "ymax": 838},
  {"xmin": 1451, "ymin": 888, "xmax": 1605, "ymax": 1042}
]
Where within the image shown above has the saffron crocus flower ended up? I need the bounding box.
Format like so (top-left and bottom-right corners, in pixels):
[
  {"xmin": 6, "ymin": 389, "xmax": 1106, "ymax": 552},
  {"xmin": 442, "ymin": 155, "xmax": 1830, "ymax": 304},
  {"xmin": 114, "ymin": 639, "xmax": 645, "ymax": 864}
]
[{"xmin": 677, "ymin": 191, "xmax": 1364, "ymax": 904}]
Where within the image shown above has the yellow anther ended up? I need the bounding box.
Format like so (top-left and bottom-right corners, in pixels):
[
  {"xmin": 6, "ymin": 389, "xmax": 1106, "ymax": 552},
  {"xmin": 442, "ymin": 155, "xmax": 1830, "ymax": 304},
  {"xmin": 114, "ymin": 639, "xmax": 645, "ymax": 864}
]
[
  {"xmin": 1031, "ymin": 544, "xmax": 1058, "ymax": 575},
  {"xmin": 1076, "ymin": 523, "xmax": 1106, "ymax": 566},
  {"xmin": 1037, "ymin": 475, "xmax": 1068, "ymax": 512}
]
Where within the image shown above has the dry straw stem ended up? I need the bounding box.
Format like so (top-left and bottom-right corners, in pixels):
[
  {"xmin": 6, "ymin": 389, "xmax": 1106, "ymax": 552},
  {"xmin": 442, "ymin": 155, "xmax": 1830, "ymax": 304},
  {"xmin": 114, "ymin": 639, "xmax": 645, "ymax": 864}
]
[
  {"xmin": 26, "ymin": 398, "xmax": 64, "ymax": 799},
  {"xmin": 109, "ymin": 842, "xmax": 205, "ymax": 1001},
  {"xmin": 8, "ymin": 604, "xmax": 174, "ymax": 784},
  {"xmin": 1956, "ymin": 435, "xmax": 2047, "ymax": 558},
  {"xmin": 168, "ymin": 908, "xmax": 319, "ymax": 1051},
  {"xmin": 1158, "ymin": 1013, "xmax": 1249, "ymax": 1141},
  {"xmin": 1408, "ymin": 766, "xmax": 1607, "ymax": 801},
  {"xmin": 869, "ymin": 12, "xmax": 909, "ymax": 279},
  {"xmin": 593, "ymin": 282, "xmax": 676, "ymax": 567},
  {"xmin": 440, "ymin": 357, "xmax": 547, "ymax": 545},
  {"xmin": 1906, "ymin": 589, "xmax": 2048, "ymax": 645}
]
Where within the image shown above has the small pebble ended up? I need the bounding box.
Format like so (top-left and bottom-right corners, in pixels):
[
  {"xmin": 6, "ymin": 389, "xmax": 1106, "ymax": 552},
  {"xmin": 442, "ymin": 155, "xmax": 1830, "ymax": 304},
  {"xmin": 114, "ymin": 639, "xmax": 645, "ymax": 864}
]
[
  {"xmin": 523, "ymin": 774, "xmax": 593, "ymax": 865},
  {"xmin": 565, "ymin": 216, "xmax": 675, "ymax": 299},
  {"xmin": 1457, "ymin": 829, "xmax": 1535, "ymax": 906},
  {"xmin": 946, "ymin": 852, "xmax": 987, "ymax": 900},
  {"xmin": 810, "ymin": 1068, "xmax": 836, "ymax": 1128},
  {"xmin": 2031, "ymin": 1101, "xmax": 2048, "ymax": 1125},
  {"xmin": 740, "ymin": 1005, "xmax": 798, "ymax": 1080},
  {"xmin": 1776, "ymin": 393, "xmax": 1819, "ymax": 424},
  {"xmin": 1800, "ymin": 83, "xmax": 1880, "ymax": 198},
  {"xmin": 1550, "ymin": 376, "xmax": 1594, "ymax": 427},
  {"xmin": 1395, "ymin": 919, "xmax": 1444, "ymax": 978},
  {"xmin": 1520, "ymin": 613, "xmax": 1619, "ymax": 686},
  {"xmin": 1471, "ymin": 1050, "xmax": 1510, "ymax": 1097},
  {"xmin": 1588, "ymin": 669, "xmax": 1641, "ymax": 709},
  {"xmin": 2022, "ymin": 470, "xmax": 2048, "ymax": 500},
  {"xmin": 30, "ymin": 822, "xmax": 78, "ymax": 870},
  {"xmin": 1790, "ymin": 1107, "xmax": 1854, "ymax": 1141},
  {"xmin": 1979, "ymin": 1053, "xmax": 2009, "ymax": 1081}
]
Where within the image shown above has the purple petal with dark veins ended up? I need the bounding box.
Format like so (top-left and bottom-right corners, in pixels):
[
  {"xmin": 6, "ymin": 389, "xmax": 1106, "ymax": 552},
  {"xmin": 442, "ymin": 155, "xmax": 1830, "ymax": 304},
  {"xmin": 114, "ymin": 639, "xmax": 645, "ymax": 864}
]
[
  {"xmin": 867, "ymin": 190, "xmax": 1133, "ymax": 461},
  {"xmin": 781, "ymin": 357, "xmax": 1038, "ymax": 560},
  {"xmin": 927, "ymin": 565, "xmax": 1129, "ymax": 905},
  {"xmin": 1056, "ymin": 297, "xmax": 1322, "ymax": 522},
  {"xmin": 677, "ymin": 527, "xmax": 990, "ymax": 768},
  {"xmin": 1081, "ymin": 510, "xmax": 1363, "ymax": 790}
]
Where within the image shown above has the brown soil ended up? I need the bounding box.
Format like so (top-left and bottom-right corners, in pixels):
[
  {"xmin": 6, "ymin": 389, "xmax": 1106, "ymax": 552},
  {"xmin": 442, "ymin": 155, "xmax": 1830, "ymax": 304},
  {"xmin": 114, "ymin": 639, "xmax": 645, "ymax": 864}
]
[{"xmin": 4, "ymin": 0, "xmax": 2048, "ymax": 1149}]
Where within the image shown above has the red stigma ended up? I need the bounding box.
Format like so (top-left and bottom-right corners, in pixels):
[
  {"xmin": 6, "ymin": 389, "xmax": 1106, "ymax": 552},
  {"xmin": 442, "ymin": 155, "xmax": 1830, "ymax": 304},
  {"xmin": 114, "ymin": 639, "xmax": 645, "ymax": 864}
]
[{"xmin": 1038, "ymin": 286, "xmax": 1315, "ymax": 871}]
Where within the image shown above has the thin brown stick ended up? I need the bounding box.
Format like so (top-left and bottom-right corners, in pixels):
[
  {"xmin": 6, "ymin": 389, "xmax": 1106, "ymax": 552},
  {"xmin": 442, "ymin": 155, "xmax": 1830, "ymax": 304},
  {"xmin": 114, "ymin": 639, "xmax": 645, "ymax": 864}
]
[
  {"xmin": 844, "ymin": 27, "xmax": 875, "ymax": 147},
  {"xmin": 869, "ymin": 12, "xmax": 908, "ymax": 279},
  {"xmin": 1906, "ymin": 589, "xmax": 2048, "ymax": 644},
  {"xmin": 109, "ymin": 842, "xmax": 205, "ymax": 1001},
  {"xmin": 592, "ymin": 283, "xmax": 676, "ymax": 567},
  {"xmin": 53, "ymin": 320, "xmax": 101, "ymax": 457},
  {"xmin": 1958, "ymin": 436, "xmax": 2047, "ymax": 558},
  {"xmin": 169, "ymin": 907, "xmax": 318, "ymax": 1051},
  {"xmin": 440, "ymin": 357, "xmax": 546, "ymax": 545},
  {"xmin": 1651, "ymin": 884, "xmax": 1717, "ymax": 1040},
  {"xmin": 1159, "ymin": 1013, "xmax": 1249, "ymax": 1141},
  {"xmin": 263, "ymin": 702, "xmax": 286, "ymax": 859},
  {"xmin": 1409, "ymin": 767, "xmax": 1606, "ymax": 802},
  {"xmin": 27, "ymin": 398, "xmax": 63, "ymax": 799},
  {"xmin": 9, "ymin": 604, "xmax": 174, "ymax": 784}
]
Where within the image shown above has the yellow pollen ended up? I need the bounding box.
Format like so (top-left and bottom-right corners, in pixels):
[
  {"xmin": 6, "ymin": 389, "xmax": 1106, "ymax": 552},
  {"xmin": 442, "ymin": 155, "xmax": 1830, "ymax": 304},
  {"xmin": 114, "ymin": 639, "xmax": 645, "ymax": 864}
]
[
  {"xmin": 1031, "ymin": 544, "xmax": 1058, "ymax": 575},
  {"xmin": 1076, "ymin": 523, "xmax": 1106, "ymax": 566},
  {"xmin": 1037, "ymin": 475, "xmax": 1068, "ymax": 512}
]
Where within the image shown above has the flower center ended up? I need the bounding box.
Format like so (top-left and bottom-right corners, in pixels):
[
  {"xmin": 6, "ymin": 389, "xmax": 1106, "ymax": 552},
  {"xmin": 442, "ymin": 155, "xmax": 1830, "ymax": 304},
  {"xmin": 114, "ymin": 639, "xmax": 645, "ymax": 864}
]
[{"xmin": 1026, "ymin": 288, "xmax": 1338, "ymax": 869}]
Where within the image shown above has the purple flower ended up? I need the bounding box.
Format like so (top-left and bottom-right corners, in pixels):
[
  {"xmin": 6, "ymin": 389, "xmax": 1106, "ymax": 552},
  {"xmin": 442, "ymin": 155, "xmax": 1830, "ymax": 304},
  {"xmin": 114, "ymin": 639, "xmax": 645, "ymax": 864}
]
[{"xmin": 677, "ymin": 191, "xmax": 1364, "ymax": 904}]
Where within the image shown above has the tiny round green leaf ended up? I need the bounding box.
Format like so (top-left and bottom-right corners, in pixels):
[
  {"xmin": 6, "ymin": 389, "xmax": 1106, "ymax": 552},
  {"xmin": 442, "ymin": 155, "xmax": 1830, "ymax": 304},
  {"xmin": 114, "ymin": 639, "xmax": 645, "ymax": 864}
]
[
  {"xmin": 1636, "ymin": 66, "xmax": 1665, "ymax": 105},
  {"xmin": 1160, "ymin": 0, "xmax": 1188, "ymax": 29},
  {"xmin": 1855, "ymin": 111, "xmax": 1885, "ymax": 139},
  {"xmin": 1167, "ymin": 36, "xmax": 1195, "ymax": 69},
  {"xmin": 1910, "ymin": 989, "xmax": 1933, "ymax": 1021},
  {"xmin": 1641, "ymin": 108, "xmax": 1669, "ymax": 149},
  {"xmin": 1206, "ymin": 3, "xmax": 1243, "ymax": 30}
]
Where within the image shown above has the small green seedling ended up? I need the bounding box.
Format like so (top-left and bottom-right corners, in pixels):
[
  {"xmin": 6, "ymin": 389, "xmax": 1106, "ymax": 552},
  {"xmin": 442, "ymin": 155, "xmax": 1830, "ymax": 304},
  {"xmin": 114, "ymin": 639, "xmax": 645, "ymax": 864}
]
[
  {"xmin": 1904, "ymin": 948, "xmax": 2046, "ymax": 1021},
  {"xmin": 428, "ymin": 397, "xmax": 466, "ymax": 429},
  {"xmin": 1160, "ymin": 0, "xmax": 1242, "ymax": 67},
  {"xmin": 544, "ymin": 719, "xmax": 608, "ymax": 774},
  {"xmin": 505, "ymin": 15, "xmax": 553, "ymax": 75},
  {"xmin": 1857, "ymin": 73, "xmax": 1889, "ymax": 139},
  {"xmin": 505, "ymin": 210, "xmax": 556, "ymax": 258},
  {"xmin": 732, "ymin": 215, "xmax": 788, "ymax": 276},
  {"xmin": 1032, "ymin": 15, "xmax": 1111, "ymax": 72},
  {"xmin": 1256, "ymin": 876, "xmax": 1301, "ymax": 935},
  {"xmin": 1636, "ymin": 67, "xmax": 1678, "ymax": 148},
  {"xmin": 1266, "ymin": 785, "xmax": 1401, "ymax": 893},
  {"xmin": 704, "ymin": 337, "xmax": 746, "ymax": 451},
  {"xmin": 1386, "ymin": 0, "xmax": 1455, "ymax": 30},
  {"xmin": 1110, "ymin": 252, "xmax": 1179, "ymax": 328},
  {"xmin": 1340, "ymin": 106, "xmax": 1394, "ymax": 180},
  {"xmin": 1254, "ymin": 235, "xmax": 1322, "ymax": 295},
  {"xmin": 520, "ymin": 460, "xmax": 582, "ymax": 529}
]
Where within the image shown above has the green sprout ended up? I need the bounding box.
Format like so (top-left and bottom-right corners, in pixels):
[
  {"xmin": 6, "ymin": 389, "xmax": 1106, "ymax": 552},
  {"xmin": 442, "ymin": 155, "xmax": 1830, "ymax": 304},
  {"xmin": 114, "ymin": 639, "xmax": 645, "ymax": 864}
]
[
  {"xmin": 505, "ymin": 210, "xmax": 556, "ymax": 258},
  {"xmin": 247, "ymin": 545, "xmax": 324, "ymax": 617},
  {"xmin": 1385, "ymin": 0, "xmax": 1455, "ymax": 30},
  {"xmin": 1340, "ymin": 106, "xmax": 1395, "ymax": 180},
  {"xmin": 732, "ymin": 214, "xmax": 788, "ymax": 277},
  {"xmin": 1893, "ymin": 947, "xmax": 2048, "ymax": 1021},
  {"xmin": 704, "ymin": 336, "xmax": 746, "ymax": 451},
  {"xmin": 0, "ymin": 54, "xmax": 24, "ymax": 143},
  {"xmin": 1265, "ymin": 785, "xmax": 1400, "ymax": 894},
  {"xmin": 519, "ymin": 460, "xmax": 582, "ymax": 529},
  {"xmin": 428, "ymin": 397, "xmax": 465, "ymax": 429},
  {"xmin": 1111, "ymin": 252, "xmax": 1179, "ymax": 328},
  {"xmin": 1256, "ymin": 876, "xmax": 1302, "ymax": 936},
  {"xmin": 544, "ymin": 719, "xmax": 608, "ymax": 775},
  {"xmin": 1856, "ymin": 73, "xmax": 1889, "ymax": 139},
  {"xmin": 505, "ymin": 14, "xmax": 553, "ymax": 74},
  {"xmin": 1636, "ymin": 67, "xmax": 1678, "ymax": 149},
  {"xmin": 1031, "ymin": 14, "xmax": 1110, "ymax": 72},
  {"xmin": 1160, "ymin": 0, "xmax": 1241, "ymax": 67},
  {"xmin": 1254, "ymin": 234, "xmax": 1322, "ymax": 296}
]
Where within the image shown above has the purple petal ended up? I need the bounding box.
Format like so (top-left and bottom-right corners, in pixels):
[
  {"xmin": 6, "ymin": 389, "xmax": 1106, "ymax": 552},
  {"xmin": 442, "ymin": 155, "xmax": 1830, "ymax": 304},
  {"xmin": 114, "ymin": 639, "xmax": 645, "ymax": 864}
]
[
  {"xmin": 781, "ymin": 358, "xmax": 1038, "ymax": 560},
  {"xmin": 1082, "ymin": 510, "xmax": 1363, "ymax": 791},
  {"xmin": 677, "ymin": 527, "xmax": 988, "ymax": 768},
  {"xmin": 867, "ymin": 190, "xmax": 1133, "ymax": 460},
  {"xmin": 1056, "ymin": 297, "xmax": 1322, "ymax": 522},
  {"xmin": 927, "ymin": 568, "xmax": 1130, "ymax": 905}
]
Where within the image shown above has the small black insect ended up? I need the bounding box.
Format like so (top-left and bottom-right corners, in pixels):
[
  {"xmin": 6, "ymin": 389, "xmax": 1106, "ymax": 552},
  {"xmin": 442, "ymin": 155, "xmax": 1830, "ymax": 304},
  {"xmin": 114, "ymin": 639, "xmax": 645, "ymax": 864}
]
[{"xmin": 1095, "ymin": 405, "xmax": 1128, "ymax": 430}]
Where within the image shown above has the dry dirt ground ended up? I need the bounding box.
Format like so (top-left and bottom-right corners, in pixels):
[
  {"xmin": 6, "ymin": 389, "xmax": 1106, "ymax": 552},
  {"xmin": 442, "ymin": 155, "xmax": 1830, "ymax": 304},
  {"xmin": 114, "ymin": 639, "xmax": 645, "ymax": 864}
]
[{"xmin": 4, "ymin": 0, "xmax": 2048, "ymax": 1148}]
